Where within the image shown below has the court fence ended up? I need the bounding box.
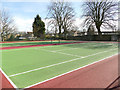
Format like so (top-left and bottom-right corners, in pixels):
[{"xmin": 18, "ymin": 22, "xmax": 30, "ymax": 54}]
[{"xmin": 65, "ymin": 35, "xmax": 120, "ymax": 41}]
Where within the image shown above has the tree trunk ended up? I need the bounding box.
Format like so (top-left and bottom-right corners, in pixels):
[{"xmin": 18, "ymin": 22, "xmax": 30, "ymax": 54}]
[
  {"xmin": 98, "ymin": 29, "xmax": 102, "ymax": 36},
  {"xmin": 1, "ymin": 36, "xmax": 4, "ymax": 41},
  {"xmin": 59, "ymin": 26, "xmax": 62, "ymax": 39},
  {"xmin": 54, "ymin": 28, "xmax": 57, "ymax": 38},
  {"xmin": 40, "ymin": 33, "xmax": 45, "ymax": 40},
  {"xmin": 96, "ymin": 26, "xmax": 102, "ymax": 41}
]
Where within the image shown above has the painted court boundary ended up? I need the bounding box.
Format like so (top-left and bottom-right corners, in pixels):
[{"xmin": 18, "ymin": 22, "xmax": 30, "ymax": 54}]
[
  {"xmin": 8, "ymin": 48, "xmax": 117, "ymax": 77},
  {"xmin": 1, "ymin": 43, "xmax": 118, "ymax": 88},
  {"xmin": 50, "ymin": 43, "xmax": 111, "ymax": 52},
  {"xmin": 0, "ymin": 42, "xmax": 86, "ymax": 50},
  {"xmin": 1, "ymin": 41, "xmax": 119, "ymax": 50},
  {"xmin": 25, "ymin": 53, "xmax": 119, "ymax": 88},
  {"xmin": 1, "ymin": 53, "xmax": 118, "ymax": 89},
  {"xmin": 3, "ymin": 49, "xmax": 114, "ymax": 88},
  {"xmin": 0, "ymin": 68, "xmax": 17, "ymax": 88},
  {"xmin": 41, "ymin": 43, "xmax": 114, "ymax": 58}
]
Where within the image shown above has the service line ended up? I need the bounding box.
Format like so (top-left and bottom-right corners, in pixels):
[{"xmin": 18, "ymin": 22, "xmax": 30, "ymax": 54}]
[{"xmin": 9, "ymin": 48, "xmax": 117, "ymax": 77}]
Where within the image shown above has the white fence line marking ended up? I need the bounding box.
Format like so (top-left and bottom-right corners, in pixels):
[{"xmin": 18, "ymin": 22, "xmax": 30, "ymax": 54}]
[{"xmin": 8, "ymin": 48, "xmax": 117, "ymax": 77}]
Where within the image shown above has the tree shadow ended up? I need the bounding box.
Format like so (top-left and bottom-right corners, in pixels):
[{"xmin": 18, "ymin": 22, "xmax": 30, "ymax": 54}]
[{"xmin": 63, "ymin": 43, "xmax": 117, "ymax": 50}]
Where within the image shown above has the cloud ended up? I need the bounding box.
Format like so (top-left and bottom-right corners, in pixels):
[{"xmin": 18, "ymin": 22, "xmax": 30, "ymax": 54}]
[
  {"xmin": 74, "ymin": 17, "xmax": 118, "ymax": 32},
  {"xmin": 74, "ymin": 17, "xmax": 85, "ymax": 31},
  {"xmin": 13, "ymin": 16, "xmax": 52, "ymax": 32},
  {"xmin": 13, "ymin": 16, "xmax": 118, "ymax": 33},
  {"xmin": 13, "ymin": 17, "xmax": 85, "ymax": 32},
  {"xmin": 13, "ymin": 16, "xmax": 33, "ymax": 32}
]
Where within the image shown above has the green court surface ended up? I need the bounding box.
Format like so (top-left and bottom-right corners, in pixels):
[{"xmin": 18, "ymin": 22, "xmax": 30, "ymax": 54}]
[
  {"xmin": 0, "ymin": 40, "xmax": 75, "ymax": 47},
  {"xmin": 1, "ymin": 42, "xmax": 118, "ymax": 88}
]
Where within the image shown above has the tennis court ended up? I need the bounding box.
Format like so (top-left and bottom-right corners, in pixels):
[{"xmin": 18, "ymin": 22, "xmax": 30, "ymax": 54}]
[{"xmin": 1, "ymin": 41, "xmax": 118, "ymax": 88}]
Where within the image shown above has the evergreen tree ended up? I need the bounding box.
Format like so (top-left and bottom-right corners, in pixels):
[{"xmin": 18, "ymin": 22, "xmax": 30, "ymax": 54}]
[{"xmin": 33, "ymin": 14, "xmax": 45, "ymax": 39}]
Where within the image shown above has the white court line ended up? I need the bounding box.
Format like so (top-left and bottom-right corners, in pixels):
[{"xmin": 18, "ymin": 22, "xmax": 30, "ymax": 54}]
[
  {"xmin": 25, "ymin": 52, "xmax": 119, "ymax": 88},
  {"xmin": 0, "ymin": 68, "xmax": 17, "ymax": 88},
  {"xmin": 8, "ymin": 48, "xmax": 117, "ymax": 77},
  {"xmin": 53, "ymin": 48, "xmax": 79, "ymax": 52},
  {"xmin": 44, "ymin": 43, "xmax": 89, "ymax": 52},
  {"xmin": 42, "ymin": 49, "xmax": 82, "ymax": 58},
  {"xmin": 51, "ymin": 43, "xmax": 114, "ymax": 52},
  {"xmin": 40, "ymin": 43, "xmax": 116, "ymax": 58},
  {"xmin": 52, "ymin": 51, "xmax": 82, "ymax": 58}
]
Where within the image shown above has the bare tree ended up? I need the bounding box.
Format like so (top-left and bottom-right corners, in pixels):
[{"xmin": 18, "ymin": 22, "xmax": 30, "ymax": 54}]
[
  {"xmin": 47, "ymin": 0, "xmax": 75, "ymax": 38},
  {"xmin": 82, "ymin": 0, "xmax": 118, "ymax": 36},
  {"xmin": 46, "ymin": 19, "xmax": 58, "ymax": 37},
  {"xmin": 0, "ymin": 9, "xmax": 17, "ymax": 41}
]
